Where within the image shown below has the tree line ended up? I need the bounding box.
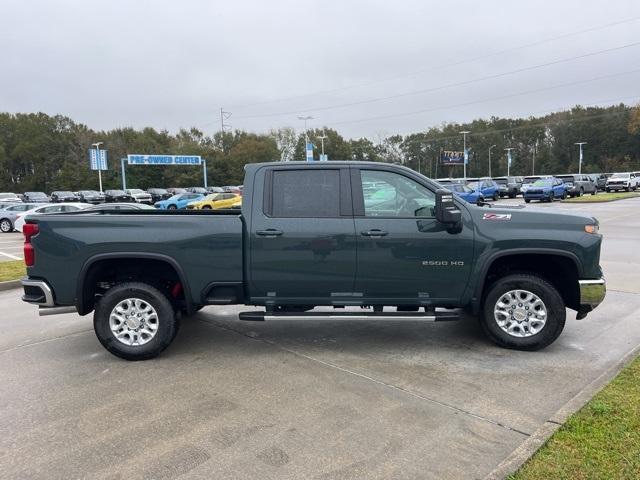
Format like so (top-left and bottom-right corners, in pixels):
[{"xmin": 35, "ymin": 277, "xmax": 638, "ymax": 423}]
[{"xmin": 1, "ymin": 103, "xmax": 639, "ymax": 192}]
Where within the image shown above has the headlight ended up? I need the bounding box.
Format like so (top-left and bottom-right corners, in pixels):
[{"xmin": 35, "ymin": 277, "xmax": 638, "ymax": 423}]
[{"xmin": 584, "ymin": 224, "xmax": 599, "ymax": 234}]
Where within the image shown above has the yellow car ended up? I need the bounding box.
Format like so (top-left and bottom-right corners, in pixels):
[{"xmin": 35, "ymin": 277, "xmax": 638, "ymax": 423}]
[{"xmin": 186, "ymin": 193, "xmax": 241, "ymax": 210}]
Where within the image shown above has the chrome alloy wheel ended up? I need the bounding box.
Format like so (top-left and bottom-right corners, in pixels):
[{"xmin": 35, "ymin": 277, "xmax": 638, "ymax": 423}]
[
  {"xmin": 109, "ymin": 298, "xmax": 159, "ymax": 346},
  {"xmin": 494, "ymin": 289, "xmax": 547, "ymax": 338}
]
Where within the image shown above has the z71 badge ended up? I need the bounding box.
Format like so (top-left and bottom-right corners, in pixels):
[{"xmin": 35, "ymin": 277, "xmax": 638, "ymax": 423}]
[{"xmin": 483, "ymin": 213, "xmax": 512, "ymax": 221}]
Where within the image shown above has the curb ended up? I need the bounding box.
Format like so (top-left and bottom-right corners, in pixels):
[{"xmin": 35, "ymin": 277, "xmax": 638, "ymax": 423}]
[
  {"xmin": 564, "ymin": 195, "xmax": 640, "ymax": 204},
  {"xmin": 0, "ymin": 280, "xmax": 21, "ymax": 291},
  {"xmin": 484, "ymin": 342, "xmax": 640, "ymax": 479}
]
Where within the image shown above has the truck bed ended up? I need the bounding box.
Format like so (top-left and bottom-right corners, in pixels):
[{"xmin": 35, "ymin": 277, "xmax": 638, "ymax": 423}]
[{"xmin": 26, "ymin": 210, "xmax": 244, "ymax": 308}]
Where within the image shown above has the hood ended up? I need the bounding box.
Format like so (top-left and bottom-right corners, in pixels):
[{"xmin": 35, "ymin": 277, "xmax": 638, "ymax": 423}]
[{"xmin": 468, "ymin": 203, "xmax": 597, "ymax": 231}]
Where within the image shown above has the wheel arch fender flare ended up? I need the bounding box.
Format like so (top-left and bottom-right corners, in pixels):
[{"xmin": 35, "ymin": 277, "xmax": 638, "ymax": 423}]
[
  {"xmin": 76, "ymin": 252, "xmax": 193, "ymax": 315},
  {"xmin": 470, "ymin": 248, "xmax": 583, "ymax": 310}
]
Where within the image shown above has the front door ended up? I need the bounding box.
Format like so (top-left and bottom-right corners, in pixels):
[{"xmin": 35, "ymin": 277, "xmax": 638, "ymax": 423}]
[
  {"xmin": 249, "ymin": 167, "xmax": 357, "ymax": 305},
  {"xmin": 353, "ymin": 167, "xmax": 474, "ymax": 304}
]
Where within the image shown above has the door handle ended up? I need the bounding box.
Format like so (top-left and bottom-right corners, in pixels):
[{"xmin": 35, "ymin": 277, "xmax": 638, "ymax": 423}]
[
  {"xmin": 256, "ymin": 229, "xmax": 283, "ymax": 237},
  {"xmin": 361, "ymin": 229, "xmax": 388, "ymax": 237}
]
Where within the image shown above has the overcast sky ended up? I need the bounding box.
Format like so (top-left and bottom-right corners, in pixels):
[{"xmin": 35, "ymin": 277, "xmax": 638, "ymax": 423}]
[{"xmin": 2, "ymin": 0, "xmax": 640, "ymax": 138}]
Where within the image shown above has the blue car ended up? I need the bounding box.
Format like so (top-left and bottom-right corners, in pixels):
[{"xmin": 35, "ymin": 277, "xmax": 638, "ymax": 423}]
[
  {"xmin": 446, "ymin": 183, "xmax": 484, "ymax": 205},
  {"xmin": 154, "ymin": 192, "xmax": 204, "ymax": 209},
  {"xmin": 466, "ymin": 178, "xmax": 500, "ymax": 201},
  {"xmin": 522, "ymin": 177, "xmax": 567, "ymax": 203}
]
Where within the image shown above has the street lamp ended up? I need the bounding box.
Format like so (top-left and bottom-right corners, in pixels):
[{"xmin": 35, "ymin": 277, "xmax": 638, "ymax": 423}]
[
  {"xmin": 460, "ymin": 131, "xmax": 470, "ymax": 179},
  {"xmin": 297, "ymin": 115, "xmax": 313, "ymax": 160},
  {"xmin": 504, "ymin": 148, "xmax": 514, "ymax": 177},
  {"xmin": 575, "ymin": 142, "xmax": 587, "ymax": 174},
  {"xmin": 91, "ymin": 142, "xmax": 104, "ymax": 193},
  {"xmin": 488, "ymin": 144, "xmax": 497, "ymax": 178},
  {"xmin": 318, "ymin": 129, "xmax": 328, "ymax": 161}
]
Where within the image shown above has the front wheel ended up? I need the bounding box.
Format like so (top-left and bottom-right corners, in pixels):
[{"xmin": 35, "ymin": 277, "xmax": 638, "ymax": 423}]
[
  {"xmin": 0, "ymin": 219, "xmax": 12, "ymax": 233},
  {"xmin": 561, "ymin": 190, "xmax": 567, "ymax": 200},
  {"xmin": 493, "ymin": 192, "xmax": 499, "ymax": 201},
  {"xmin": 480, "ymin": 273, "xmax": 566, "ymax": 351},
  {"xmin": 548, "ymin": 192, "xmax": 554, "ymax": 202},
  {"xmin": 167, "ymin": 204, "xmax": 177, "ymax": 210},
  {"xmin": 94, "ymin": 282, "xmax": 180, "ymax": 361},
  {"xmin": 524, "ymin": 198, "xmax": 531, "ymax": 203},
  {"xmin": 202, "ymin": 205, "xmax": 212, "ymax": 210}
]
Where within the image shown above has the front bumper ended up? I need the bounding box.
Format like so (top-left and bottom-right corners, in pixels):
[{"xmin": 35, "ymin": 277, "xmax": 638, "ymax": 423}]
[
  {"xmin": 579, "ymin": 278, "xmax": 606, "ymax": 309},
  {"xmin": 606, "ymin": 183, "xmax": 629, "ymax": 190}
]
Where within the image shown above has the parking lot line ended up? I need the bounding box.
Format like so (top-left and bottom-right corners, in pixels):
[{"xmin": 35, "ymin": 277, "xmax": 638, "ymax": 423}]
[{"xmin": 0, "ymin": 251, "xmax": 21, "ymax": 260}]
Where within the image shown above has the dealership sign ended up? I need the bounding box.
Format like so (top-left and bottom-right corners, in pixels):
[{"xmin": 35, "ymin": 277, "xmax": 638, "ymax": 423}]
[
  {"xmin": 127, "ymin": 154, "xmax": 202, "ymax": 165},
  {"xmin": 440, "ymin": 150, "xmax": 465, "ymax": 165}
]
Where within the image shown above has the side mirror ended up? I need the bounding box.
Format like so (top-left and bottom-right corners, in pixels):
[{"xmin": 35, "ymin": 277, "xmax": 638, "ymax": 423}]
[{"xmin": 435, "ymin": 189, "xmax": 462, "ymax": 225}]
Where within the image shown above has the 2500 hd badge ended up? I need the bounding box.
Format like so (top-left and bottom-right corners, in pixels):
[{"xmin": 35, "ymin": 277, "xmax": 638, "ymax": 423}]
[{"xmin": 422, "ymin": 260, "xmax": 465, "ymax": 266}]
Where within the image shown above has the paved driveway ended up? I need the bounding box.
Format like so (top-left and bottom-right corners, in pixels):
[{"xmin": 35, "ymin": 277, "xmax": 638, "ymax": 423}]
[
  {"xmin": 0, "ymin": 232, "xmax": 22, "ymax": 262},
  {"xmin": 1, "ymin": 198, "xmax": 639, "ymax": 479}
]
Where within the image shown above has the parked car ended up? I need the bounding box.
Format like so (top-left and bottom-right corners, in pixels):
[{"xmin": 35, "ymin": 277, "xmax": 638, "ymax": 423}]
[
  {"xmin": 23, "ymin": 192, "xmax": 50, "ymax": 203},
  {"xmin": 605, "ymin": 172, "xmax": 639, "ymax": 192},
  {"xmin": 0, "ymin": 192, "xmax": 22, "ymax": 203},
  {"xmin": 435, "ymin": 178, "xmax": 464, "ymax": 187},
  {"xmin": 444, "ymin": 183, "xmax": 484, "ymax": 204},
  {"xmin": 555, "ymin": 174, "xmax": 597, "ymax": 197},
  {"xmin": 166, "ymin": 188, "xmax": 187, "ymax": 195},
  {"xmin": 186, "ymin": 193, "xmax": 241, "ymax": 210},
  {"xmin": 50, "ymin": 191, "xmax": 80, "ymax": 202},
  {"xmin": 147, "ymin": 188, "xmax": 172, "ymax": 203},
  {"xmin": 154, "ymin": 192, "xmax": 204, "ymax": 210},
  {"xmin": 125, "ymin": 189, "xmax": 153, "ymax": 204},
  {"xmin": 222, "ymin": 185, "xmax": 242, "ymax": 195},
  {"xmin": 20, "ymin": 161, "xmax": 606, "ymax": 360},
  {"xmin": 523, "ymin": 177, "xmax": 567, "ymax": 202},
  {"xmin": 466, "ymin": 178, "xmax": 500, "ymax": 201},
  {"xmin": 104, "ymin": 190, "xmax": 134, "ymax": 203},
  {"xmin": 587, "ymin": 173, "xmax": 607, "ymax": 191},
  {"xmin": 186, "ymin": 187, "xmax": 208, "ymax": 194},
  {"xmin": 14, "ymin": 203, "xmax": 90, "ymax": 232},
  {"xmin": 0, "ymin": 203, "xmax": 43, "ymax": 233},
  {"xmin": 492, "ymin": 177, "xmax": 522, "ymax": 198},
  {"xmin": 206, "ymin": 186, "xmax": 225, "ymax": 194},
  {"xmin": 77, "ymin": 190, "xmax": 106, "ymax": 204},
  {"xmin": 82, "ymin": 203, "xmax": 156, "ymax": 212}
]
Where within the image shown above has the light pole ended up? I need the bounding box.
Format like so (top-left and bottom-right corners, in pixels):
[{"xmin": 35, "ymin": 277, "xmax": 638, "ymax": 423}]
[
  {"xmin": 91, "ymin": 142, "xmax": 104, "ymax": 193},
  {"xmin": 504, "ymin": 148, "xmax": 514, "ymax": 176},
  {"xmin": 488, "ymin": 144, "xmax": 496, "ymax": 178},
  {"xmin": 460, "ymin": 131, "xmax": 470, "ymax": 179},
  {"xmin": 575, "ymin": 142, "xmax": 587, "ymax": 174},
  {"xmin": 297, "ymin": 115, "xmax": 313, "ymax": 160},
  {"xmin": 318, "ymin": 129, "xmax": 328, "ymax": 160}
]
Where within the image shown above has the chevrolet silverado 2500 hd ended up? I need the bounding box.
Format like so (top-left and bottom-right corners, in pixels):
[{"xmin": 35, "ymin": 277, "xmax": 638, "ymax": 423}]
[{"xmin": 21, "ymin": 162, "xmax": 605, "ymax": 360}]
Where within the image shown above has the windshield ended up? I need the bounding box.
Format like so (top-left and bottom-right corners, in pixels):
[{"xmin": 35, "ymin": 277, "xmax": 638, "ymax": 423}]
[
  {"xmin": 0, "ymin": 193, "xmax": 17, "ymax": 199},
  {"xmin": 80, "ymin": 190, "xmax": 98, "ymax": 195},
  {"xmin": 467, "ymin": 181, "xmax": 480, "ymax": 190},
  {"xmin": 27, "ymin": 192, "xmax": 47, "ymax": 197},
  {"xmin": 532, "ymin": 179, "xmax": 553, "ymax": 186},
  {"xmin": 109, "ymin": 190, "xmax": 125, "ymax": 195},
  {"xmin": 557, "ymin": 176, "xmax": 575, "ymax": 183},
  {"xmin": 129, "ymin": 189, "xmax": 144, "ymax": 194},
  {"xmin": 611, "ymin": 173, "xmax": 630, "ymax": 179},
  {"xmin": 204, "ymin": 194, "xmax": 222, "ymax": 201},
  {"xmin": 523, "ymin": 177, "xmax": 539, "ymax": 184},
  {"xmin": 56, "ymin": 191, "xmax": 74, "ymax": 196}
]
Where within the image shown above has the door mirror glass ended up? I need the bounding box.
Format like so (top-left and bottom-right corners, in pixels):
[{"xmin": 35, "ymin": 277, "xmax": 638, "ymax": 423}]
[{"xmin": 435, "ymin": 189, "xmax": 461, "ymax": 225}]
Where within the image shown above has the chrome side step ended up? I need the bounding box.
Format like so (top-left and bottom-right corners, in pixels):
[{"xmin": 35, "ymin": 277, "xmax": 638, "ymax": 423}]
[
  {"xmin": 38, "ymin": 306, "xmax": 78, "ymax": 316},
  {"xmin": 238, "ymin": 311, "xmax": 459, "ymax": 322}
]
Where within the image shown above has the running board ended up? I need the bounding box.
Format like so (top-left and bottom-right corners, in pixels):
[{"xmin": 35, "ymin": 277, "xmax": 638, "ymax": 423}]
[{"xmin": 238, "ymin": 311, "xmax": 459, "ymax": 322}]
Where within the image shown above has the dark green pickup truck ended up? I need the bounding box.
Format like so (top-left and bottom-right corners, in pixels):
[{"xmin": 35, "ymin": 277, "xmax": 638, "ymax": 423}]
[{"xmin": 21, "ymin": 162, "xmax": 606, "ymax": 360}]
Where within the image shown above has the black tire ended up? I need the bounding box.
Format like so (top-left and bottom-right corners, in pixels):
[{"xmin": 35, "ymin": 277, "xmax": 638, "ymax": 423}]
[
  {"xmin": 509, "ymin": 192, "xmax": 516, "ymax": 199},
  {"xmin": 561, "ymin": 191, "xmax": 567, "ymax": 200},
  {"xmin": 578, "ymin": 188, "xmax": 584, "ymax": 197},
  {"xmin": 0, "ymin": 218, "xmax": 12, "ymax": 233},
  {"xmin": 548, "ymin": 192, "xmax": 554, "ymax": 202},
  {"xmin": 606, "ymin": 188, "xmax": 611, "ymax": 193},
  {"xmin": 625, "ymin": 187, "xmax": 630, "ymax": 192},
  {"xmin": 94, "ymin": 282, "xmax": 179, "ymax": 361},
  {"xmin": 524, "ymin": 198, "xmax": 531, "ymax": 203},
  {"xmin": 202, "ymin": 205, "xmax": 212, "ymax": 210},
  {"xmin": 480, "ymin": 273, "xmax": 566, "ymax": 351},
  {"xmin": 592, "ymin": 188, "xmax": 597, "ymax": 195},
  {"xmin": 167, "ymin": 204, "xmax": 177, "ymax": 210},
  {"xmin": 493, "ymin": 192, "xmax": 499, "ymax": 201}
]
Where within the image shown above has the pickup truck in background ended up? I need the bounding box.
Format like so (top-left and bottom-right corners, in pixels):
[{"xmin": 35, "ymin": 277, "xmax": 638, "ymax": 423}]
[{"xmin": 20, "ymin": 162, "xmax": 606, "ymax": 360}]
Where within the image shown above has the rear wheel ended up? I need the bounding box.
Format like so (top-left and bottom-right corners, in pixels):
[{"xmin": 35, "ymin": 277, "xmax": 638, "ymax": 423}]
[
  {"xmin": 94, "ymin": 282, "xmax": 180, "ymax": 361},
  {"xmin": 0, "ymin": 219, "xmax": 12, "ymax": 233},
  {"xmin": 592, "ymin": 188, "xmax": 597, "ymax": 195},
  {"xmin": 524, "ymin": 198, "xmax": 531, "ymax": 203},
  {"xmin": 548, "ymin": 192, "xmax": 554, "ymax": 202},
  {"xmin": 493, "ymin": 192, "xmax": 499, "ymax": 201},
  {"xmin": 202, "ymin": 205, "xmax": 212, "ymax": 210},
  {"xmin": 480, "ymin": 273, "xmax": 566, "ymax": 350},
  {"xmin": 167, "ymin": 204, "xmax": 177, "ymax": 210},
  {"xmin": 561, "ymin": 190, "xmax": 567, "ymax": 200}
]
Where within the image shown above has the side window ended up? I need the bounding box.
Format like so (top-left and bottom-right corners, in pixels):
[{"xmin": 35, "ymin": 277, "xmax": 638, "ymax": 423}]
[
  {"xmin": 361, "ymin": 170, "xmax": 436, "ymax": 218},
  {"xmin": 41, "ymin": 205, "xmax": 63, "ymax": 213},
  {"xmin": 270, "ymin": 169, "xmax": 341, "ymax": 218}
]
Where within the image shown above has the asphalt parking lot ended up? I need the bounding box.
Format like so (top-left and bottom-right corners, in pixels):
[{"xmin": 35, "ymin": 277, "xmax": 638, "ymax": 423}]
[
  {"xmin": 1, "ymin": 197, "xmax": 640, "ymax": 479},
  {"xmin": 0, "ymin": 232, "xmax": 22, "ymax": 261}
]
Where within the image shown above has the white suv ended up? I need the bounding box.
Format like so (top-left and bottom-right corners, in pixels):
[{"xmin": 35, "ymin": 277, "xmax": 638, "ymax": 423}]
[
  {"xmin": 125, "ymin": 189, "xmax": 153, "ymax": 204},
  {"xmin": 605, "ymin": 172, "xmax": 638, "ymax": 192}
]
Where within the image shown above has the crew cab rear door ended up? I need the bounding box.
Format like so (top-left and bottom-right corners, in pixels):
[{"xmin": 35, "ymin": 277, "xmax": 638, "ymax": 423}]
[
  {"xmin": 352, "ymin": 166, "xmax": 474, "ymax": 304},
  {"xmin": 248, "ymin": 166, "xmax": 357, "ymax": 304}
]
